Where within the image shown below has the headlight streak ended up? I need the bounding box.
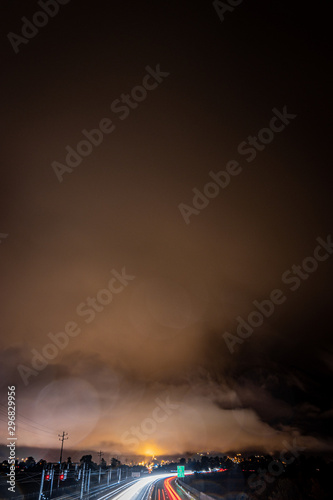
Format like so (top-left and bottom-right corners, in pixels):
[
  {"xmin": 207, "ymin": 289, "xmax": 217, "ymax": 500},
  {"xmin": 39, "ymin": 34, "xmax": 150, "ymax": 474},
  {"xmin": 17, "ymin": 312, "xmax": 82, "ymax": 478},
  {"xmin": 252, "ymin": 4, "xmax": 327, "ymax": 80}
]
[
  {"xmin": 96, "ymin": 474, "xmax": 175, "ymax": 500},
  {"xmin": 164, "ymin": 477, "xmax": 182, "ymax": 500}
]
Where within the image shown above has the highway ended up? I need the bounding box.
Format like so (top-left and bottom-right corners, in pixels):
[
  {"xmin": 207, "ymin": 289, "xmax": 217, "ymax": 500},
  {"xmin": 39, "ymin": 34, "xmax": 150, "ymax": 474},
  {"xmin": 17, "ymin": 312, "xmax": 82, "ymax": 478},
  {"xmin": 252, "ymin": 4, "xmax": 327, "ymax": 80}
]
[
  {"xmin": 56, "ymin": 473, "xmax": 187, "ymax": 500},
  {"xmin": 150, "ymin": 476, "xmax": 189, "ymax": 500},
  {"xmin": 94, "ymin": 474, "xmax": 185, "ymax": 500},
  {"xmin": 56, "ymin": 477, "xmax": 139, "ymax": 500}
]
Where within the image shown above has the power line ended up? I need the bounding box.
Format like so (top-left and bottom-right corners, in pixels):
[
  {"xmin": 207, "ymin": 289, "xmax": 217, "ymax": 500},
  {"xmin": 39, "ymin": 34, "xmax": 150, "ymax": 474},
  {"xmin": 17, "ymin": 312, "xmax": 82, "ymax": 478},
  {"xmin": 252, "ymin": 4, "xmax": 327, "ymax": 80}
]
[
  {"xmin": 0, "ymin": 412, "xmax": 54, "ymax": 438},
  {"xmin": 0, "ymin": 404, "xmax": 55, "ymax": 436},
  {"xmin": 0, "ymin": 403, "xmax": 55, "ymax": 431}
]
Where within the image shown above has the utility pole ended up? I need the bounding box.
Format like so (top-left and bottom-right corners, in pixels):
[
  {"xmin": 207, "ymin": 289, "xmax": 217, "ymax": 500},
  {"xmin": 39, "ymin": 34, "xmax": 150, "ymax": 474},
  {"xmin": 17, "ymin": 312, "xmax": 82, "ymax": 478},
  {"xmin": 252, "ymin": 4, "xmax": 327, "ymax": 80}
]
[
  {"xmin": 80, "ymin": 463, "xmax": 85, "ymax": 500},
  {"xmin": 58, "ymin": 432, "xmax": 68, "ymax": 489},
  {"xmin": 58, "ymin": 431, "xmax": 69, "ymax": 465},
  {"xmin": 38, "ymin": 468, "xmax": 45, "ymax": 500},
  {"xmin": 97, "ymin": 450, "xmax": 103, "ymax": 484},
  {"xmin": 50, "ymin": 466, "xmax": 54, "ymax": 498},
  {"xmin": 87, "ymin": 468, "xmax": 91, "ymax": 494},
  {"xmin": 84, "ymin": 465, "xmax": 88, "ymax": 492}
]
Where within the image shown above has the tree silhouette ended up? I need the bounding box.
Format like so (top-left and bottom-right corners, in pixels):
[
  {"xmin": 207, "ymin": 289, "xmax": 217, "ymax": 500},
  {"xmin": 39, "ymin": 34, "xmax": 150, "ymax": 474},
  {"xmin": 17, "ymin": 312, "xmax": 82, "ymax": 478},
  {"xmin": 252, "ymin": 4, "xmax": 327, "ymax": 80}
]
[
  {"xmin": 26, "ymin": 457, "xmax": 36, "ymax": 468},
  {"xmin": 111, "ymin": 458, "xmax": 121, "ymax": 468}
]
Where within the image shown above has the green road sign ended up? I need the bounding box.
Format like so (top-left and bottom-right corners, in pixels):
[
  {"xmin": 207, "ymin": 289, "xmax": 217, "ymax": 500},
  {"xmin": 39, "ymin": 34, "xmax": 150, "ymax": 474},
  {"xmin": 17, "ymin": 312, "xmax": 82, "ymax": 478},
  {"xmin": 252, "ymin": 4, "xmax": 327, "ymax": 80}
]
[{"xmin": 177, "ymin": 466, "xmax": 185, "ymax": 478}]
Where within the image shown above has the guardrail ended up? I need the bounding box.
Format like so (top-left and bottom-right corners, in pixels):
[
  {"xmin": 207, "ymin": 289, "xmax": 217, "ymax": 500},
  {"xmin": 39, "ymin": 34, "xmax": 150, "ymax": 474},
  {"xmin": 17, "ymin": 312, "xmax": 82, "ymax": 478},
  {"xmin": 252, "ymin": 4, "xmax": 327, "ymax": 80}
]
[{"xmin": 175, "ymin": 479, "xmax": 215, "ymax": 500}]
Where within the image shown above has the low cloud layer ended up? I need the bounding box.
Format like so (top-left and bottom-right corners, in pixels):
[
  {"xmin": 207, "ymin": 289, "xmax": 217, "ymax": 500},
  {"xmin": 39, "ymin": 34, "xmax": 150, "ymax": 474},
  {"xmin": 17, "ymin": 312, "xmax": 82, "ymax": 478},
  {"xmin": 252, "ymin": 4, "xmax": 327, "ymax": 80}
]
[{"xmin": 1, "ymin": 0, "xmax": 332, "ymax": 464}]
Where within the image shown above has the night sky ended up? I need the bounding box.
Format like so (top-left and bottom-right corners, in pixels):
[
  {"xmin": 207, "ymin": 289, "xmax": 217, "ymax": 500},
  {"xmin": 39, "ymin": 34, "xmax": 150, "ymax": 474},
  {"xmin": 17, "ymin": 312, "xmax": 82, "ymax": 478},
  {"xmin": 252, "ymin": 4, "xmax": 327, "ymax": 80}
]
[{"xmin": 1, "ymin": 0, "xmax": 332, "ymax": 461}]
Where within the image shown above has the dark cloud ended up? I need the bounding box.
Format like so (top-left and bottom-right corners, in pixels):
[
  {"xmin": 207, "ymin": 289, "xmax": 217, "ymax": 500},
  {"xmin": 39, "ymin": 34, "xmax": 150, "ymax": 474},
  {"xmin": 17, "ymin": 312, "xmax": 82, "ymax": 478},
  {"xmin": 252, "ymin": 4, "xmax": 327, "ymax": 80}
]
[{"xmin": 1, "ymin": 0, "xmax": 332, "ymax": 459}]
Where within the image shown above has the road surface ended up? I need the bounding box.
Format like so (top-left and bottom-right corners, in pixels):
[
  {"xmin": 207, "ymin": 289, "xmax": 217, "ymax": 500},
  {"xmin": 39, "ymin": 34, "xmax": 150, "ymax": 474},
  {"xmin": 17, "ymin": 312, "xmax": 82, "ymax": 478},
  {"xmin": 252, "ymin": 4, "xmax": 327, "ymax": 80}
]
[
  {"xmin": 56, "ymin": 473, "xmax": 189, "ymax": 500},
  {"xmin": 150, "ymin": 476, "xmax": 189, "ymax": 500},
  {"xmin": 93, "ymin": 474, "xmax": 183, "ymax": 500}
]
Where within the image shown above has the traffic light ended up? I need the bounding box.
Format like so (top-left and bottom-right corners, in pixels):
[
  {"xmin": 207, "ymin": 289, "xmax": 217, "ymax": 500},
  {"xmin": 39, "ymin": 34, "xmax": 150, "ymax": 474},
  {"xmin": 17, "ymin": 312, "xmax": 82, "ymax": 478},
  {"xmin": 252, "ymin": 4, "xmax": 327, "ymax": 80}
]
[
  {"xmin": 59, "ymin": 470, "xmax": 67, "ymax": 481},
  {"xmin": 45, "ymin": 473, "xmax": 50, "ymax": 481}
]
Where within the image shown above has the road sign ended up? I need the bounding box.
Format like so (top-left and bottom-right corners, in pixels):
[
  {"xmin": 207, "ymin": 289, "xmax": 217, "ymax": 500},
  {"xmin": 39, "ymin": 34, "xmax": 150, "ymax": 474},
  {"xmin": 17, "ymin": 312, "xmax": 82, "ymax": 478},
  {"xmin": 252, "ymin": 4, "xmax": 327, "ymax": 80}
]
[{"xmin": 177, "ymin": 466, "xmax": 185, "ymax": 478}]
